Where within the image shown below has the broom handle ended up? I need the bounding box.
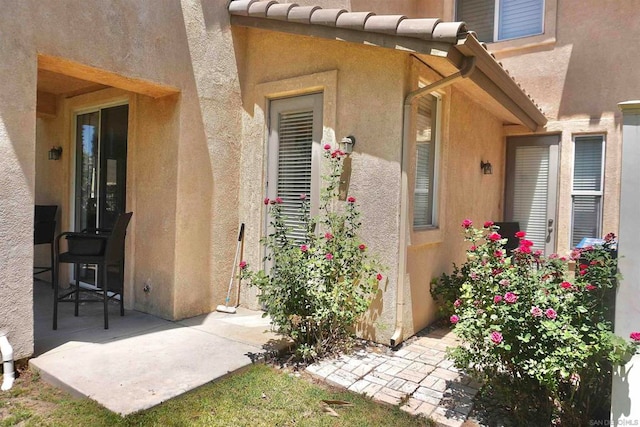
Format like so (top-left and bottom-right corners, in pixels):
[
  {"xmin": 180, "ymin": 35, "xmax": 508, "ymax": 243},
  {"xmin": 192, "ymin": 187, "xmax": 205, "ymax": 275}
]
[{"xmin": 226, "ymin": 224, "xmax": 244, "ymax": 305}]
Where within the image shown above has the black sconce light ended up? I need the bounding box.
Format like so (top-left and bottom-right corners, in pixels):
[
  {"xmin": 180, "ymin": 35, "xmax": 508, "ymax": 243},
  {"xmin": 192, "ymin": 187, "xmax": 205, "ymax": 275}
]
[
  {"xmin": 480, "ymin": 160, "xmax": 493, "ymax": 175},
  {"xmin": 48, "ymin": 146, "xmax": 62, "ymax": 160},
  {"xmin": 340, "ymin": 135, "xmax": 356, "ymax": 155}
]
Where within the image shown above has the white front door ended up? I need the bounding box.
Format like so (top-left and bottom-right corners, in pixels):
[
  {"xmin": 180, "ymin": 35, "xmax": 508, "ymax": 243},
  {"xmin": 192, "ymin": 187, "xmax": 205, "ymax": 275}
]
[{"xmin": 505, "ymin": 135, "xmax": 560, "ymax": 255}]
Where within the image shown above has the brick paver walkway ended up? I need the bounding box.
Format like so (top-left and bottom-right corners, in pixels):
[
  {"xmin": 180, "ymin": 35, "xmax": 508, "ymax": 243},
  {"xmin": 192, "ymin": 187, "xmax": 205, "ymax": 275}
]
[{"xmin": 306, "ymin": 327, "xmax": 480, "ymax": 427}]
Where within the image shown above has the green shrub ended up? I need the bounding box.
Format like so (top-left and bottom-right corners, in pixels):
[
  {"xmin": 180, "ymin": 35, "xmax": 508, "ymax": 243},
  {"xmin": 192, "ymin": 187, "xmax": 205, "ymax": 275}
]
[
  {"xmin": 240, "ymin": 146, "xmax": 383, "ymax": 361},
  {"xmin": 433, "ymin": 220, "xmax": 636, "ymax": 425}
]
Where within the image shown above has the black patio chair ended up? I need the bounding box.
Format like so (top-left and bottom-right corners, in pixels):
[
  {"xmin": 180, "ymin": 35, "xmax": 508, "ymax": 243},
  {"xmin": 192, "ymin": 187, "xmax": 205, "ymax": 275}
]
[
  {"xmin": 34, "ymin": 205, "xmax": 58, "ymax": 286},
  {"xmin": 494, "ymin": 221, "xmax": 521, "ymax": 254},
  {"xmin": 53, "ymin": 212, "xmax": 133, "ymax": 330}
]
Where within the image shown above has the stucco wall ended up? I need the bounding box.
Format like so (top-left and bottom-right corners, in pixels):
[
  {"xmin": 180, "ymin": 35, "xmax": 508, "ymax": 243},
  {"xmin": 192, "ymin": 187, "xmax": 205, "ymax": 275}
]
[
  {"xmin": 493, "ymin": 0, "xmax": 639, "ymax": 254},
  {"xmin": 237, "ymin": 29, "xmax": 406, "ymax": 343},
  {"xmin": 1, "ymin": 0, "xmax": 244, "ymax": 358},
  {"xmin": 405, "ymin": 85, "xmax": 506, "ymax": 336}
]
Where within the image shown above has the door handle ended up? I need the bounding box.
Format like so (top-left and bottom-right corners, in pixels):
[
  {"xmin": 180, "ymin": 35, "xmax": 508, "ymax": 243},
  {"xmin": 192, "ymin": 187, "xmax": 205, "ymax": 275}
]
[{"xmin": 546, "ymin": 219, "xmax": 554, "ymax": 243}]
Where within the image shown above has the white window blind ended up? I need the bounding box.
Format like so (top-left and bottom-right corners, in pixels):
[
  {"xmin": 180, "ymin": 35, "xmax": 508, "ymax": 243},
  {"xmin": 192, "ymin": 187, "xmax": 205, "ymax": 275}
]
[
  {"xmin": 512, "ymin": 145, "xmax": 549, "ymax": 250},
  {"xmin": 571, "ymin": 135, "xmax": 604, "ymax": 247},
  {"xmin": 413, "ymin": 95, "xmax": 437, "ymax": 228},
  {"xmin": 498, "ymin": 0, "xmax": 544, "ymax": 40},
  {"xmin": 268, "ymin": 94, "xmax": 322, "ymax": 243},
  {"xmin": 456, "ymin": 0, "xmax": 495, "ymax": 43},
  {"xmin": 277, "ymin": 110, "xmax": 313, "ymax": 242},
  {"xmin": 457, "ymin": 0, "xmax": 543, "ymax": 42}
]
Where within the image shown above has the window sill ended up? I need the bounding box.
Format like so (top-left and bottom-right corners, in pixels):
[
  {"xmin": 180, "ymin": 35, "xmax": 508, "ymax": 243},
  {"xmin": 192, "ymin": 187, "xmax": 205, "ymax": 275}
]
[
  {"xmin": 411, "ymin": 226, "xmax": 443, "ymax": 247},
  {"xmin": 488, "ymin": 34, "xmax": 557, "ymax": 58}
]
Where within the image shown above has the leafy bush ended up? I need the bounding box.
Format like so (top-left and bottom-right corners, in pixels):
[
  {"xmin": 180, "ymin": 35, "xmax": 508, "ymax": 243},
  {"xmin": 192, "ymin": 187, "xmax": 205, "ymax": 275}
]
[
  {"xmin": 432, "ymin": 220, "xmax": 636, "ymax": 425},
  {"xmin": 240, "ymin": 145, "xmax": 383, "ymax": 361}
]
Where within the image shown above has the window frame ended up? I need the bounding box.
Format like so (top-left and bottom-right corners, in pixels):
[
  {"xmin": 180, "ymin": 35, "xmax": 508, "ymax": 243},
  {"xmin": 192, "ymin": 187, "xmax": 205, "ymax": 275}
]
[
  {"xmin": 412, "ymin": 91, "xmax": 442, "ymax": 231},
  {"xmin": 455, "ymin": 0, "xmax": 551, "ymax": 45},
  {"xmin": 570, "ymin": 134, "xmax": 606, "ymax": 247}
]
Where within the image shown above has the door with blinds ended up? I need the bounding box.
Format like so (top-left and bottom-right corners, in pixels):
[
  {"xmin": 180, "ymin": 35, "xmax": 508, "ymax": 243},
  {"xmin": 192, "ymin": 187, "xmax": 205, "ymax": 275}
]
[
  {"xmin": 505, "ymin": 135, "xmax": 559, "ymax": 255},
  {"xmin": 267, "ymin": 93, "xmax": 323, "ymax": 242}
]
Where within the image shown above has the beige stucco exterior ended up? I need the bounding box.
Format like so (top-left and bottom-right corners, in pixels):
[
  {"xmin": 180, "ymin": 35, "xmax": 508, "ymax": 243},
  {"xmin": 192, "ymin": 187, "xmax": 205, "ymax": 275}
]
[{"xmin": 1, "ymin": 0, "xmax": 546, "ymax": 363}]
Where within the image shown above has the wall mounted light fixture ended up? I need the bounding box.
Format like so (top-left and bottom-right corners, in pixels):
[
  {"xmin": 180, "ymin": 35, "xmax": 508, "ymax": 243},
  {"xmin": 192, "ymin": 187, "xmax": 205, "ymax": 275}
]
[
  {"xmin": 48, "ymin": 146, "xmax": 62, "ymax": 161},
  {"xmin": 480, "ymin": 160, "xmax": 493, "ymax": 175},
  {"xmin": 340, "ymin": 135, "xmax": 356, "ymax": 155}
]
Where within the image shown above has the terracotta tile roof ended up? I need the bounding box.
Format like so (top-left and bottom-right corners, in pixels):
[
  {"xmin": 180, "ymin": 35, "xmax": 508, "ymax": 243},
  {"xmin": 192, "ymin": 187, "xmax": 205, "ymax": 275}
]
[
  {"xmin": 228, "ymin": 0, "xmax": 468, "ymax": 43},
  {"xmin": 228, "ymin": 0, "xmax": 546, "ymax": 128}
]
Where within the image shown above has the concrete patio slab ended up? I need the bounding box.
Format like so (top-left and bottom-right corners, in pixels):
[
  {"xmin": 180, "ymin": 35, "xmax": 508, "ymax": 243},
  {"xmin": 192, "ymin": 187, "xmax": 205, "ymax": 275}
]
[{"xmin": 30, "ymin": 282, "xmax": 285, "ymax": 415}]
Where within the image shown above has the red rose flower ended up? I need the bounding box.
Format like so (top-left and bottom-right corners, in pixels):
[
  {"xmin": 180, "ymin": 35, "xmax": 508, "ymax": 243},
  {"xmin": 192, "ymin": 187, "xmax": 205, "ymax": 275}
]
[
  {"xmin": 239, "ymin": 261, "xmax": 247, "ymax": 269},
  {"xmin": 488, "ymin": 232, "xmax": 502, "ymax": 241},
  {"xmin": 461, "ymin": 219, "xmax": 473, "ymax": 228},
  {"xmin": 376, "ymin": 273, "xmax": 383, "ymax": 281},
  {"xmin": 323, "ymin": 144, "xmax": 331, "ymax": 150},
  {"xmin": 264, "ymin": 198, "xmax": 270, "ymax": 205},
  {"xmin": 490, "ymin": 331, "xmax": 503, "ymax": 345},
  {"xmin": 493, "ymin": 295, "xmax": 502, "ymax": 304},
  {"xmin": 347, "ymin": 196, "xmax": 356, "ymax": 203},
  {"xmin": 325, "ymin": 253, "xmax": 333, "ymax": 260},
  {"xmin": 325, "ymin": 232, "xmax": 333, "ymax": 240},
  {"xmin": 585, "ymin": 284, "xmax": 597, "ymax": 291},
  {"xmin": 630, "ymin": 332, "xmax": 640, "ymax": 342},
  {"xmin": 300, "ymin": 245, "xmax": 308, "ymax": 252},
  {"xmin": 358, "ymin": 244, "xmax": 366, "ymax": 251},
  {"xmin": 515, "ymin": 231, "xmax": 526, "ymax": 238},
  {"xmin": 561, "ymin": 281, "xmax": 572, "ymax": 289},
  {"xmin": 275, "ymin": 197, "xmax": 283, "ymax": 204},
  {"xmin": 484, "ymin": 221, "xmax": 494, "ymax": 228}
]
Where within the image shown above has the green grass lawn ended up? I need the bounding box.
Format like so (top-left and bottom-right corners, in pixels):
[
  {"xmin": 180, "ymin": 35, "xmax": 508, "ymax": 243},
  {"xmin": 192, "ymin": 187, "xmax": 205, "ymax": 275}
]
[{"xmin": 1, "ymin": 364, "xmax": 432, "ymax": 426}]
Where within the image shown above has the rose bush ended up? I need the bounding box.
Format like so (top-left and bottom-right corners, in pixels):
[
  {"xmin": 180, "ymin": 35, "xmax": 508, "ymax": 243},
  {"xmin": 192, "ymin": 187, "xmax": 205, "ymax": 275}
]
[
  {"xmin": 240, "ymin": 146, "xmax": 383, "ymax": 361},
  {"xmin": 432, "ymin": 221, "xmax": 636, "ymax": 425}
]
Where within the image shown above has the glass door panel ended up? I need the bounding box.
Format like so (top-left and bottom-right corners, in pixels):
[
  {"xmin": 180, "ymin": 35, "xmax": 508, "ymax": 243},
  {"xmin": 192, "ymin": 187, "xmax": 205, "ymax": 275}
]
[{"xmin": 74, "ymin": 104, "xmax": 128, "ymax": 286}]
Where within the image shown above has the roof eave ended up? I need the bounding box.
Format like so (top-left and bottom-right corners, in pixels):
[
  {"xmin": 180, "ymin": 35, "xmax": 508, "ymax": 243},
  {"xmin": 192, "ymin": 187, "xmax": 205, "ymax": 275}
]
[
  {"xmin": 454, "ymin": 35, "xmax": 548, "ymax": 130},
  {"xmin": 230, "ymin": 14, "xmax": 455, "ymax": 57}
]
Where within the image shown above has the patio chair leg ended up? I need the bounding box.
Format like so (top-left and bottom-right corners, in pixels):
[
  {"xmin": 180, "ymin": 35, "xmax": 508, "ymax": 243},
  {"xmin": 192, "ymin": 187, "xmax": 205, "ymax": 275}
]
[
  {"xmin": 50, "ymin": 242, "xmax": 55, "ymax": 289},
  {"xmin": 53, "ymin": 258, "xmax": 59, "ymax": 330},
  {"xmin": 74, "ymin": 264, "xmax": 80, "ymax": 317},
  {"xmin": 103, "ymin": 265, "xmax": 109, "ymax": 330},
  {"xmin": 120, "ymin": 261, "xmax": 124, "ymax": 317}
]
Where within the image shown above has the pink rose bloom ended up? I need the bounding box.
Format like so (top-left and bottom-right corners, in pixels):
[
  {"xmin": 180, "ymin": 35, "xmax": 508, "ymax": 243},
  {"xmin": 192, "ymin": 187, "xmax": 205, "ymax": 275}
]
[
  {"xmin": 484, "ymin": 221, "xmax": 494, "ymax": 228},
  {"xmin": 461, "ymin": 219, "xmax": 473, "ymax": 228},
  {"xmin": 325, "ymin": 253, "xmax": 333, "ymax": 260},
  {"xmin": 450, "ymin": 315, "xmax": 460, "ymax": 324},
  {"xmin": 579, "ymin": 264, "xmax": 589, "ymax": 271},
  {"xmin": 504, "ymin": 292, "xmax": 518, "ymax": 304},
  {"xmin": 275, "ymin": 197, "xmax": 283, "ymax": 204},
  {"xmin": 545, "ymin": 308, "xmax": 557, "ymax": 320},
  {"xmin": 499, "ymin": 279, "xmax": 510, "ymax": 286},
  {"xmin": 453, "ymin": 299, "xmax": 462, "ymax": 308},
  {"xmin": 630, "ymin": 332, "xmax": 640, "ymax": 342},
  {"xmin": 323, "ymin": 144, "xmax": 331, "ymax": 150},
  {"xmin": 490, "ymin": 331, "xmax": 503, "ymax": 345},
  {"xmin": 263, "ymin": 197, "xmax": 270, "ymax": 205},
  {"xmin": 358, "ymin": 244, "xmax": 366, "ymax": 251},
  {"xmin": 493, "ymin": 295, "xmax": 502, "ymax": 304},
  {"xmin": 518, "ymin": 245, "xmax": 532, "ymax": 254},
  {"xmin": 239, "ymin": 261, "xmax": 247, "ymax": 269},
  {"xmin": 585, "ymin": 284, "xmax": 597, "ymax": 291},
  {"xmin": 521, "ymin": 239, "xmax": 534, "ymax": 247},
  {"xmin": 534, "ymin": 250, "xmax": 543, "ymax": 257},
  {"xmin": 494, "ymin": 250, "xmax": 504, "ymax": 258},
  {"xmin": 515, "ymin": 231, "xmax": 526, "ymax": 238},
  {"xmin": 488, "ymin": 232, "xmax": 502, "ymax": 241},
  {"xmin": 560, "ymin": 281, "xmax": 572, "ymax": 289},
  {"xmin": 579, "ymin": 269, "xmax": 587, "ymax": 276},
  {"xmin": 376, "ymin": 273, "xmax": 383, "ymax": 281},
  {"xmin": 531, "ymin": 306, "xmax": 543, "ymax": 317},
  {"xmin": 300, "ymin": 245, "xmax": 308, "ymax": 252},
  {"xmin": 300, "ymin": 194, "xmax": 307, "ymax": 200},
  {"xmin": 470, "ymin": 245, "xmax": 477, "ymax": 251},
  {"xmin": 325, "ymin": 232, "xmax": 333, "ymax": 240},
  {"xmin": 347, "ymin": 196, "xmax": 356, "ymax": 203}
]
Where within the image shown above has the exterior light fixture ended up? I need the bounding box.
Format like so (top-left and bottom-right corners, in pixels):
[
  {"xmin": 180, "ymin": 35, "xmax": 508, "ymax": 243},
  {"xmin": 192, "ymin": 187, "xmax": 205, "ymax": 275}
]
[
  {"xmin": 48, "ymin": 146, "xmax": 63, "ymax": 161},
  {"xmin": 340, "ymin": 135, "xmax": 356, "ymax": 155},
  {"xmin": 480, "ymin": 160, "xmax": 493, "ymax": 175}
]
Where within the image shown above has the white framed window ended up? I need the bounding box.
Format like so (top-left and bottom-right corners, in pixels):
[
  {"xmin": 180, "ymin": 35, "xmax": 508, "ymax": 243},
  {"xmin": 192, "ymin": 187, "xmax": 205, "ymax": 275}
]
[
  {"xmin": 571, "ymin": 135, "xmax": 605, "ymax": 248},
  {"xmin": 413, "ymin": 93, "xmax": 440, "ymax": 229},
  {"xmin": 456, "ymin": 0, "xmax": 544, "ymax": 43},
  {"xmin": 267, "ymin": 93, "xmax": 323, "ymax": 242}
]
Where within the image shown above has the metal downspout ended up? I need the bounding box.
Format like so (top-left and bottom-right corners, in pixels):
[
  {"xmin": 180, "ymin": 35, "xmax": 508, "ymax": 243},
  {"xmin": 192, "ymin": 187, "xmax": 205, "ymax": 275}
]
[{"xmin": 390, "ymin": 56, "xmax": 476, "ymax": 348}]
